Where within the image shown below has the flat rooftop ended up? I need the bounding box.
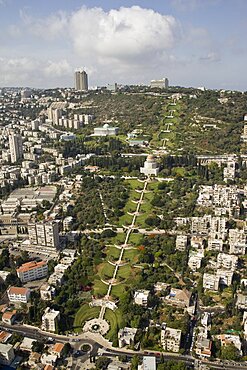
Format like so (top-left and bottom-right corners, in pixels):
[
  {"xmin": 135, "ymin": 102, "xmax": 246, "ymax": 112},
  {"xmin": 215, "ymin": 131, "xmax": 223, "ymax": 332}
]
[{"xmin": 8, "ymin": 186, "xmax": 57, "ymax": 202}]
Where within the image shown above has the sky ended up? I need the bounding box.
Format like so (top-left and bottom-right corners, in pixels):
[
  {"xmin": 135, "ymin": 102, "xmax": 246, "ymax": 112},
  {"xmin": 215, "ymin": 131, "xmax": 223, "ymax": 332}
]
[{"xmin": 0, "ymin": 0, "xmax": 247, "ymax": 90}]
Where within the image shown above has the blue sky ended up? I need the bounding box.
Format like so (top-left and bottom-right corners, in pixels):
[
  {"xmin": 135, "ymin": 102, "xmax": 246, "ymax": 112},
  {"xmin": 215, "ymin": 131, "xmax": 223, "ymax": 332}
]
[{"xmin": 0, "ymin": 0, "xmax": 247, "ymax": 90}]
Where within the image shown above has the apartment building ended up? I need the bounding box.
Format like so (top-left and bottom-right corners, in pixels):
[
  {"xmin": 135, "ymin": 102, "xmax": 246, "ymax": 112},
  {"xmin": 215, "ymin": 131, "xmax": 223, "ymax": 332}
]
[
  {"xmin": 217, "ymin": 253, "xmax": 238, "ymax": 271},
  {"xmin": 0, "ymin": 343, "xmax": 15, "ymax": 365},
  {"xmin": 28, "ymin": 220, "xmax": 59, "ymax": 249},
  {"xmin": 175, "ymin": 235, "xmax": 188, "ymax": 251},
  {"xmin": 203, "ymin": 273, "xmax": 219, "ymax": 291},
  {"xmin": 161, "ymin": 327, "xmax": 181, "ymax": 352},
  {"xmin": 134, "ymin": 290, "xmax": 150, "ymax": 306},
  {"xmin": 118, "ymin": 327, "xmax": 137, "ymax": 348},
  {"xmin": 17, "ymin": 261, "xmax": 48, "ymax": 283},
  {"xmin": 40, "ymin": 283, "xmax": 56, "ymax": 301},
  {"xmin": 188, "ymin": 249, "xmax": 204, "ymax": 272},
  {"xmin": 7, "ymin": 286, "xmax": 31, "ymax": 303},
  {"xmin": 42, "ymin": 307, "xmax": 60, "ymax": 333}
]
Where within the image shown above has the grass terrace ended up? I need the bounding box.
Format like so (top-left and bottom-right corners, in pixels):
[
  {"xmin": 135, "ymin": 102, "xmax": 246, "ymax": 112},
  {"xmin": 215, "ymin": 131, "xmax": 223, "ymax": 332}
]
[{"xmin": 74, "ymin": 304, "xmax": 101, "ymax": 333}]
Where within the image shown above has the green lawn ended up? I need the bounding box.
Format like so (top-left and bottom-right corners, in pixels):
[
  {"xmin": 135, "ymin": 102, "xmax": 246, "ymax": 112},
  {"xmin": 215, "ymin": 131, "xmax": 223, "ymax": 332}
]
[
  {"xmin": 122, "ymin": 248, "xmax": 139, "ymax": 261},
  {"xmin": 107, "ymin": 246, "xmax": 121, "ymax": 260},
  {"xmin": 139, "ymin": 201, "xmax": 152, "ymax": 213},
  {"xmin": 135, "ymin": 213, "xmax": 149, "ymax": 228},
  {"xmin": 111, "ymin": 284, "xmax": 127, "ymax": 300},
  {"xmin": 104, "ymin": 308, "xmax": 124, "ymax": 344},
  {"xmin": 98, "ymin": 262, "xmax": 115, "ymax": 280},
  {"xmin": 112, "ymin": 233, "xmax": 126, "ymax": 245},
  {"xmin": 74, "ymin": 304, "xmax": 100, "ymax": 332},
  {"xmin": 93, "ymin": 279, "xmax": 108, "ymax": 296},
  {"xmin": 126, "ymin": 179, "xmax": 143, "ymax": 190},
  {"xmin": 128, "ymin": 233, "xmax": 143, "ymax": 245},
  {"xmin": 117, "ymin": 264, "xmax": 132, "ymax": 279},
  {"xmin": 118, "ymin": 213, "xmax": 133, "ymax": 226}
]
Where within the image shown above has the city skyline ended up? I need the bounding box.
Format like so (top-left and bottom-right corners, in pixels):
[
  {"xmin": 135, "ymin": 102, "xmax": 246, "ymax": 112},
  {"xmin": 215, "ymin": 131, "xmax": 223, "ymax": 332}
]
[{"xmin": 0, "ymin": 0, "xmax": 247, "ymax": 90}]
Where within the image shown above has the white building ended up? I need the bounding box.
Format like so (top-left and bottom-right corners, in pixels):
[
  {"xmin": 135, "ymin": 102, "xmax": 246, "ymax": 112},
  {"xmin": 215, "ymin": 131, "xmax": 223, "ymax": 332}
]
[
  {"xmin": 118, "ymin": 327, "xmax": 137, "ymax": 348},
  {"xmin": 150, "ymin": 78, "xmax": 169, "ymax": 89},
  {"xmin": 134, "ymin": 290, "xmax": 150, "ymax": 306},
  {"xmin": 188, "ymin": 249, "xmax": 204, "ymax": 272},
  {"xmin": 138, "ymin": 356, "xmax": 156, "ymax": 370},
  {"xmin": 203, "ymin": 273, "xmax": 219, "ymax": 291},
  {"xmin": 161, "ymin": 327, "xmax": 181, "ymax": 352},
  {"xmin": 140, "ymin": 155, "xmax": 159, "ymax": 176},
  {"xmin": 17, "ymin": 260, "xmax": 48, "ymax": 283},
  {"xmin": 40, "ymin": 283, "xmax": 56, "ymax": 301},
  {"xmin": 175, "ymin": 235, "xmax": 188, "ymax": 251},
  {"xmin": 9, "ymin": 134, "xmax": 23, "ymax": 163},
  {"xmin": 42, "ymin": 307, "xmax": 60, "ymax": 332},
  {"xmin": 0, "ymin": 343, "xmax": 15, "ymax": 365},
  {"xmin": 217, "ymin": 253, "xmax": 238, "ymax": 271},
  {"xmin": 28, "ymin": 221, "xmax": 59, "ymax": 249},
  {"xmin": 7, "ymin": 287, "xmax": 31, "ymax": 304},
  {"xmin": 93, "ymin": 123, "xmax": 119, "ymax": 136}
]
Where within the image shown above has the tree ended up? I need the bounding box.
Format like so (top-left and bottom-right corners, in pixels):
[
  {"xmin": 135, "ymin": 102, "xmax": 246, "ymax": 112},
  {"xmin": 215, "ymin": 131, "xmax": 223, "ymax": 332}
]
[
  {"xmin": 131, "ymin": 355, "xmax": 140, "ymax": 370},
  {"xmin": 95, "ymin": 356, "xmax": 110, "ymax": 369},
  {"xmin": 61, "ymin": 342, "xmax": 71, "ymax": 357},
  {"xmin": 220, "ymin": 343, "xmax": 240, "ymax": 361},
  {"xmin": 32, "ymin": 341, "xmax": 44, "ymax": 353}
]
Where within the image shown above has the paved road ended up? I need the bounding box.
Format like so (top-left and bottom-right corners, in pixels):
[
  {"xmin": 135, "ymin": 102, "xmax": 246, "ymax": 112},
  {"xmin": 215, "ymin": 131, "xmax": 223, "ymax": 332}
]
[{"xmin": 2, "ymin": 322, "xmax": 247, "ymax": 370}]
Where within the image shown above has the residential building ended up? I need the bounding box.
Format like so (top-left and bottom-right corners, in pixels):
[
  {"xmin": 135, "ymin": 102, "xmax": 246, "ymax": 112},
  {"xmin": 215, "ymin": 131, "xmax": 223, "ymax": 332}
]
[
  {"xmin": 134, "ymin": 290, "xmax": 150, "ymax": 306},
  {"xmin": 93, "ymin": 123, "xmax": 119, "ymax": 136},
  {"xmin": 195, "ymin": 337, "xmax": 212, "ymax": 358},
  {"xmin": 47, "ymin": 107, "xmax": 62, "ymax": 125},
  {"xmin": 217, "ymin": 269, "xmax": 233, "ymax": 286},
  {"xmin": 203, "ymin": 273, "xmax": 219, "ymax": 291},
  {"xmin": 216, "ymin": 334, "xmax": 242, "ymax": 355},
  {"xmin": 118, "ymin": 327, "xmax": 137, "ymax": 348},
  {"xmin": 42, "ymin": 307, "xmax": 60, "ymax": 332},
  {"xmin": 140, "ymin": 155, "xmax": 159, "ymax": 176},
  {"xmin": 207, "ymin": 238, "xmax": 223, "ymax": 251},
  {"xmin": 9, "ymin": 134, "xmax": 23, "ymax": 163},
  {"xmin": 150, "ymin": 78, "xmax": 169, "ymax": 89},
  {"xmin": 0, "ymin": 343, "xmax": 15, "ymax": 365},
  {"xmin": 138, "ymin": 356, "xmax": 156, "ymax": 370},
  {"xmin": 7, "ymin": 286, "xmax": 31, "ymax": 303},
  {"xmin": 236, "ymin": 293, "xmax": 247, "ymax": 310},
  {"xmin": 40, "ymin": 283, "xmax": 56, "ymax": 301},
  {"xmin": 217, "ymin": 253, "xmax": 238, "ymax": 271},
  {"xmin": 161, "ymin": 327, "xmax": 181, "ymax": 352},
  {"xmin": 28, "ymin": 221, "xmax": 59, "ymax": 249},
  {"xmin": 17, "ymin": 261, "xmax": 48, "ymax": 283},
  {"xmin": 188, "ymin": 249, "xmax": 204, "ymax": 272},
  {"xmin": 175, "ymin": 235, "xmax": 188, "ymax": 251},
  {"xmin": 75, "ymin": 70, "xmax": 88, "ymax": 91},
  {"xmin": 165, "ymin": 288, "xmax": 191, "ymax": 308},
  {"xmin": 0, "ymin": 331, "xmax": 12, "ymax": 344},
  {"xmin": 2, "ymin": 310, "xmax": 16, "ymax": 325},
  {"xmin": 52, "ymin": 343, "xmax": 64, "ymax": 358}
]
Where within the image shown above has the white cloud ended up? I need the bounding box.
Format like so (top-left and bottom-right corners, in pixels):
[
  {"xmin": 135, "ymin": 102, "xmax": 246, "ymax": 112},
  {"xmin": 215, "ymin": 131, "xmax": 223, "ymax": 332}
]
[
  {"xmin": 20, "ymin": 8, "xmax": 68, "ymax": 40},
  {"xmin": 199, "ymin": 51, "xmax": 221, "ymax": 63},
  {"xmin": 69, "ymin": 6, "xmax": 179, "ymax": 63},
  {"xmin": 16, "ymin": 5, "xmax": 180, "ymax": 84},
  {"xmin": 0, "ymin": 57, "xmax": 71, "ymax": 86},
  {"xmin": 43, "ymin": 60, "xmax": 71, "ymax": 77}
]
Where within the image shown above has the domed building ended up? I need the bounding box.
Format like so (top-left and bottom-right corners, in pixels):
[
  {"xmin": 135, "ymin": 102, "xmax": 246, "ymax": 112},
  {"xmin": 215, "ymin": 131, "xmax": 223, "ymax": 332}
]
[
  {"xmin": 93, "ymin": 122, "xmax": 119, "ymax": 136},
  {"xmin": 140, "ymin": 155, "xmax": 159, "ymax": 176}
]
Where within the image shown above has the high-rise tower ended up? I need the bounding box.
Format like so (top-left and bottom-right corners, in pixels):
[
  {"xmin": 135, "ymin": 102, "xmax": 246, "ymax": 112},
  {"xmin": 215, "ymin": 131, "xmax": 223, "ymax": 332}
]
[
  {"xmin": 9, "ymin": 134, "xmax": 23, "ymax": 163},
  {"xmin": 74, "ymin": 70, "xmax": 88, "ymax": 91}
]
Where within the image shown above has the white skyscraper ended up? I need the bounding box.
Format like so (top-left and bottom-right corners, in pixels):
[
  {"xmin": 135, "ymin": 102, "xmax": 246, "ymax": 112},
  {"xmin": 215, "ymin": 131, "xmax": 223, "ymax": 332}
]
[
  {"xmin": 9, "ymin": 134, "xmax": 23, "ymax": 163},
  {"xmin": 74, "ymin": 70, "xmax": 88, "ymax": 91}
]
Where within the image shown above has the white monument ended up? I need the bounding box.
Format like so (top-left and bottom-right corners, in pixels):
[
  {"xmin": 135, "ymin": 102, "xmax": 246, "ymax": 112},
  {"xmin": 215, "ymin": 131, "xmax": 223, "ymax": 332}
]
[{"xmin": 140, "ymin": 155, "xmax": 159, "ymax": 176}]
